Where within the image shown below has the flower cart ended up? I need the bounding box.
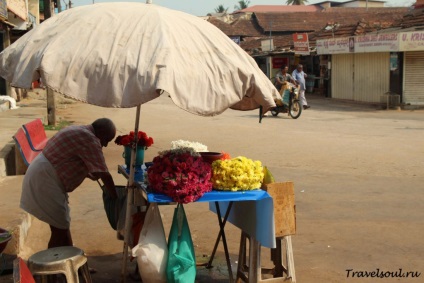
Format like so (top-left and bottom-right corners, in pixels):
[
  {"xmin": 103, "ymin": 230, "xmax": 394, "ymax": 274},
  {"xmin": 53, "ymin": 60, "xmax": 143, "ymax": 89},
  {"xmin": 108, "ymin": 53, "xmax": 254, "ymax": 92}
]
[{"xmin": 117, "ymin": 149, "xmax": 277, "ymax": 283}]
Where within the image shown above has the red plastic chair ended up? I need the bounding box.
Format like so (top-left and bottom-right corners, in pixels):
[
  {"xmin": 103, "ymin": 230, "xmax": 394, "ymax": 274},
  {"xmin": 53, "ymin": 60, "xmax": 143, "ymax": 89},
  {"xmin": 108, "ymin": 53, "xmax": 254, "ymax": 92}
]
[
  {"xmin": 13, "ymin": 258, "xmax": 35, "ymax": 283},
  {"xmin": 13, "ymin": 128, "xmax": 40, "ymax": 166},
  {"xmin": 22, "ymin": 119, "xmax": 48, "ymax": 151}
]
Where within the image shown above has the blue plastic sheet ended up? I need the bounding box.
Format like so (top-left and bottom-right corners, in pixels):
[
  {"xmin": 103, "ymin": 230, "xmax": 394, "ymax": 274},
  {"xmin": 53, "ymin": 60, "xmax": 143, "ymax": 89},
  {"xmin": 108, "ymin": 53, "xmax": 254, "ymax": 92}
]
[{"xmin": 126, "ymin": 166, "xmax": 276, "ymax": 248}]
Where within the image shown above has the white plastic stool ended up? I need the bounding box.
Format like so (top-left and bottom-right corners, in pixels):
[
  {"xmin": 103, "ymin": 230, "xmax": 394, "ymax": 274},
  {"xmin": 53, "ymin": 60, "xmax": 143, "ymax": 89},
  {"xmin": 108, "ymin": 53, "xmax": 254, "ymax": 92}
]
[
  {"xmin": 27, "ymin": 246, "xmax": 92, "ymax": 283},
  {"xmin": 236, "ymin": 232, "xmax": 296, "ymax": 283}
]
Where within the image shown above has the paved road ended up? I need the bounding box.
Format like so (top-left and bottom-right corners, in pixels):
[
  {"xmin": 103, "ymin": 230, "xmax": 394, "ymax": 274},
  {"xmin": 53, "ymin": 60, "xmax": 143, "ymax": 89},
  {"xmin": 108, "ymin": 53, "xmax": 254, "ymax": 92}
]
[{"xmin": 1, "ymin": 93, "xmax": 423, "ymax": 282}]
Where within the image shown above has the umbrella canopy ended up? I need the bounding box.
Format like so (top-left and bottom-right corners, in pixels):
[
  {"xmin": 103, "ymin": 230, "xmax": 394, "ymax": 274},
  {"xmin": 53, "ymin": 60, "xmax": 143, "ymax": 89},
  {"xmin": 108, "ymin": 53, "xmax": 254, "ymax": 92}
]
[{"xmin": 0, "ymin": 2, "xmax": 278, "ymax": 115}]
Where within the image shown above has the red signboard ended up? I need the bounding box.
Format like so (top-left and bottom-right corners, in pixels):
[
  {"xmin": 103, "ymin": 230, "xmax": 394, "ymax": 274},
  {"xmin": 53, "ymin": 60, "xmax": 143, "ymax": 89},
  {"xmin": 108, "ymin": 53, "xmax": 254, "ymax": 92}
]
[
  {"xmin": 272, "ymin": 57, "xmax": 289, "ymax": 69},
  {"xmin": 293, "ymin": 33, "xmax": 310, "ymax": 55}
]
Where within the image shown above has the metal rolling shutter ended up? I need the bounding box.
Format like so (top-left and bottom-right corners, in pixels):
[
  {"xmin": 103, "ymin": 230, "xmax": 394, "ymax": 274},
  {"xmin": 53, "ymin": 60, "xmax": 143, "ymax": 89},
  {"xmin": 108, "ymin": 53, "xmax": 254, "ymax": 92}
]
[
  {"xmin": 404, "ymin": 52, "xmax": 424, "ymax": 105},
  {"xmin": 354, "ymin": 53, "xmax": 390, "ymax": 103},
  {"xmin": 332, "ymin": 54, "xmax": 354, "ymax": 100}
]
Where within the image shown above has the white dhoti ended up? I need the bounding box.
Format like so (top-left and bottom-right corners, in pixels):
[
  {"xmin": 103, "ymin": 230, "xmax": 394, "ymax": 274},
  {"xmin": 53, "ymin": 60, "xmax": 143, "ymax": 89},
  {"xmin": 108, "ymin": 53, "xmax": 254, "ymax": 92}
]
[
  {"xmin": 20, "ymin": 153, "xmax": 70, "ymax": 229},
  {"xmin": 299, "ymin": 89, "xmax": 308, "ymax": 106}
]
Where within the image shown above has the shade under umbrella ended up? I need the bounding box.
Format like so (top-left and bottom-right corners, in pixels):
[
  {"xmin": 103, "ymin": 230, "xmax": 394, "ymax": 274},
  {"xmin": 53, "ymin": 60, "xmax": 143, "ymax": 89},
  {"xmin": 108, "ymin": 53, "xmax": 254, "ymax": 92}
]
[
  {"xmin": 0, "ymin": 2, "xmax": 278, "ymax": 115},
  {"xmin": 0, "ymin": 3, "xmax": 279, "ymax": 281}
]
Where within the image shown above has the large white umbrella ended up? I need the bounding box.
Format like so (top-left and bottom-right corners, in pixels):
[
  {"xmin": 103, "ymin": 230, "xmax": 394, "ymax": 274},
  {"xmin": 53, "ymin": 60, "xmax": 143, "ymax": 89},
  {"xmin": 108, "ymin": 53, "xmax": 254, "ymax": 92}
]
[
  {"xmin": 0, "ymin": 2, "xmax": 278, "ymax": 281},
  {"xmin": 0, "ymin": 2, "xmax": 278, "ymax": 115}
]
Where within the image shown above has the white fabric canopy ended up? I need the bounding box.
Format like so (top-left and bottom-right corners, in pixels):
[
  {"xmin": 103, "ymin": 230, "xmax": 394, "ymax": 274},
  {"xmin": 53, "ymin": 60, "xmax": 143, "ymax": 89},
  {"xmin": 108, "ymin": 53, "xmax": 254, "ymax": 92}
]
[{"xmin": 0, "ymin": 2, "xmax": 278, "ymax": 115}]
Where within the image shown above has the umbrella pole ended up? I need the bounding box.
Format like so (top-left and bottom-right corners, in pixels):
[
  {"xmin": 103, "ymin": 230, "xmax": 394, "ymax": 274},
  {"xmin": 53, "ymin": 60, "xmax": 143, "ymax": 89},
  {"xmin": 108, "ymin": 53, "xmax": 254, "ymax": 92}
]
[{"xmin": 121, "ymin": 104, "xmax": 142, "ymax": 282}]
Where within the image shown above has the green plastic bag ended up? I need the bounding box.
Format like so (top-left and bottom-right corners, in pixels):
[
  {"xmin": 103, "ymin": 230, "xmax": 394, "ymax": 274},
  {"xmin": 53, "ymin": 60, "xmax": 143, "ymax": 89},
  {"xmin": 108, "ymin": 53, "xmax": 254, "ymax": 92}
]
[
  {"xmin": 282, "ymin": 89, "xmax": 290, "ymax": 106},
  {"xmin": 102, "ymin": 185, "xmax": 127, "ymax": 230},
  {"xmin": 166, "ymin": 204, "xmax": 196, "ymax": 283}
]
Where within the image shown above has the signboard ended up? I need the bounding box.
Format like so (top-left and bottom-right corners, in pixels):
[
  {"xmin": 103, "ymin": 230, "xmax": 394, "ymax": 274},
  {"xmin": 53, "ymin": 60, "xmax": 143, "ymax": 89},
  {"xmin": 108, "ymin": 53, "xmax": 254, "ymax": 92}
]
[
  {"xmin": 355, "ymin": 33, "xmax": 399, "ymax": 53},
  {"xmin": 7, "ymin": 0, "xmax": 27, "ymax": 21},
  {"xmin": 317, "ymin": 33, "xmax": 399, "ymax": 54},
  {"xmin": 293, "ymin": 33, "xmax": 310, "ymax": 55},
  {"xmin": 272, "ymin": 57, "xmax": 289, "ymax": 69},
  {"xmin": 261, "ymin": 38, "xmax": 274, "ymax": 52},
  {"xmin": 399, "ymin": 31, "xmax": 424, "ymax": 51},
  {"xmin": 317, "ymin": 37, "xmax": 349, "ymax": 54},
  {"xmin": 0, "ymin": 0, "xmax": 7, "ymax": 20}
]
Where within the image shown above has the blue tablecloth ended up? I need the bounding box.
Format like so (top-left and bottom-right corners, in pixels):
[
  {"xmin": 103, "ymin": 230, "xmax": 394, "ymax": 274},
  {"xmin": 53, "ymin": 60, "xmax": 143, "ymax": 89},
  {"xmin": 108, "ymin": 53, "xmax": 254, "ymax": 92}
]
[{"xmin": 123, "ymin": 166, "xmax": 276, "ymax": 248}]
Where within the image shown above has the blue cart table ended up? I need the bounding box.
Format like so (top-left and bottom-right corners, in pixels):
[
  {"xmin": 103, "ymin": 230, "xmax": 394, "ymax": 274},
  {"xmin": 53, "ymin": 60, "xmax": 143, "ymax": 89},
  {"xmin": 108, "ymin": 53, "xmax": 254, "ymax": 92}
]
[{"xmin": 118, "ymin": 165, "xmax": 276, "ymax": 282}]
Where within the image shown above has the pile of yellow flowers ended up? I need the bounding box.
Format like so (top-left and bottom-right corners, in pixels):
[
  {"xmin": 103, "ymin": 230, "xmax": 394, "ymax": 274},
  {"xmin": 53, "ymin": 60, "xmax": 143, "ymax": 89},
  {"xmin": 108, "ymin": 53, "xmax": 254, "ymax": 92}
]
[{"xmin": 211, "ymin": 156, "xmax": 264, "ymax": 191}]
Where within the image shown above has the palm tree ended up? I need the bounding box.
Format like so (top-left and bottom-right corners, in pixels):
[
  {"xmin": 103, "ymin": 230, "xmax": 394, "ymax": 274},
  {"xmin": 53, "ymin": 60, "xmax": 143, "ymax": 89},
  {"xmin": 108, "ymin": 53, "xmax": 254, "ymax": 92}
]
[
  {"xmin": 286, "ymin": 0, "xmax": 308, "ymax": 5},
  {"xmin": 214, "ymin": 4, "xmax": 228, "ymax": 13},
  {"xmin": 234, "ymin": 0, "xmax": 250, "ymax": 11}
]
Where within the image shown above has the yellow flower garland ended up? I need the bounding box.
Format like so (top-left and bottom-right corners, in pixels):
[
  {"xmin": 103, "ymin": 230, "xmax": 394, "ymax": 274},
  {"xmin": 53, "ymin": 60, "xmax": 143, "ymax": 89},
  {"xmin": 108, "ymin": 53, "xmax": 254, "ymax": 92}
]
[{"xmin": 211, "ymin": 156, "xmax": 264, "ymax": 191}]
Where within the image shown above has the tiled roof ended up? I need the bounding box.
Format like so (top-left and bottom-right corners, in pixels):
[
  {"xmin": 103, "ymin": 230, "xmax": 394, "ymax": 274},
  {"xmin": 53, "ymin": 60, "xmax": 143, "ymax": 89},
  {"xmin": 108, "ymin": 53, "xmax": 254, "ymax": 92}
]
[
  {"xmin": 234, "ymin": 5, "xmax": 322, "ymax": 14},
  {"xmin": 311, "ymin": 20, "xmax": 394, "ymax": 41},
  {"xmin": 208, "ymin": 7, "xmax": 409, "ymax": 54},
  {"xmin": 231, "ymin": 18, "xmax": 263, "ymax": 36},
  {"xmin": 240, "ymin": 35, "xmax": 294, "ymax": 54},
  {"xmin": 254, "ymin": 8, "xmax": 408, "ymax": 33},
  {"xmin": 392, "ymin": 8, "xmax": 424, "ymax": 29},
  {"xmin": 207, "ymin": 17, "xmax": 238, "ymax": 36}
]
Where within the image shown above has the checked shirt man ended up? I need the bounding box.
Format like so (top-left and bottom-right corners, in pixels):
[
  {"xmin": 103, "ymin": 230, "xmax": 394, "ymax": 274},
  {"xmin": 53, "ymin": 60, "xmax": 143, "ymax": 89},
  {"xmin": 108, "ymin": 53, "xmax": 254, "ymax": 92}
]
[{"xmin": 20, "ymin": 118, "xmax": 118, "ymax": 248}]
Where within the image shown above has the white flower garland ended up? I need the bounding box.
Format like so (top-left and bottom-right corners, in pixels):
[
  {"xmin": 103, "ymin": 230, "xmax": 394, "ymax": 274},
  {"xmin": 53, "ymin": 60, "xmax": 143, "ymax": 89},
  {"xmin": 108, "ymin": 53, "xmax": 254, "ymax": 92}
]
[{"xmin": 170, "ymin": 140, "xmax": 208, "ymax": 152}]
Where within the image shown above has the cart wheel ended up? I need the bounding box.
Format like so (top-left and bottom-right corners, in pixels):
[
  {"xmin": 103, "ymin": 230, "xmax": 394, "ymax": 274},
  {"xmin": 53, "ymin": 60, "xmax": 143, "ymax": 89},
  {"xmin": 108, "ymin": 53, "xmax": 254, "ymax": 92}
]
[
  {"xmin": 289, "ymin": 100, "xmax": 302, "ymax": 119},
  {"xmin": 271, "ymin": 110, "xmax": 279, "ymax": 116}
]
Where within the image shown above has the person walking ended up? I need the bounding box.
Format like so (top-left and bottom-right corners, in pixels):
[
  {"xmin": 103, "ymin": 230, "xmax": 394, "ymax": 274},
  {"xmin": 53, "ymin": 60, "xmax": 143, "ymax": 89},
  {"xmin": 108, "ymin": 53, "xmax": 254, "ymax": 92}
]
[
  {"xmin": 292, "ymin": 64, "xmax": 310, "ymax": 109},
  {"xmin": 20, "ymin": 118, "xmax": 118, "ymax": 248}
]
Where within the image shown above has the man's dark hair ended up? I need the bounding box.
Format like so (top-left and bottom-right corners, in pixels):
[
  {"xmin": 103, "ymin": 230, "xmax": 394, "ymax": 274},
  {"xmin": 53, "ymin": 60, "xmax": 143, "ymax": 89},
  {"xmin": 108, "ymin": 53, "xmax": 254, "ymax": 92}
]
[{"xmin": 92, "ymin": 118, "xmax": 116, "ymax": 139}]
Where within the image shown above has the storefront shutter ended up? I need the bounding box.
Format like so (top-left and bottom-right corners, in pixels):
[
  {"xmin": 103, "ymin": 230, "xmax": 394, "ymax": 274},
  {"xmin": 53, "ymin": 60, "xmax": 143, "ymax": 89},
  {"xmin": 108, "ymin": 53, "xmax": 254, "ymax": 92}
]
[{"xmin": 404, "ymin": 52, "xmax": 424, "ymax": 105}]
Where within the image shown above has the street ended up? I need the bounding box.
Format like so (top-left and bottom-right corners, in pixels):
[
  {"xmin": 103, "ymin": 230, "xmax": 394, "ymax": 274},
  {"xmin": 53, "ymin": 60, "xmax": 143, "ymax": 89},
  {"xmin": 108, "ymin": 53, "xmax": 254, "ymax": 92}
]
[{"xmin": 2, "ymin": 92, "xmax": 423, "ymax": 282}]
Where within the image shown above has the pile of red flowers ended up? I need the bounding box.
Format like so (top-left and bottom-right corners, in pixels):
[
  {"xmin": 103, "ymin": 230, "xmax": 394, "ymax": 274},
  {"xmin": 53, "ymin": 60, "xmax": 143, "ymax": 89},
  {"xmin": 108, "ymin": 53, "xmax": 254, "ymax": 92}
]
[
  {"xmin": 147, "ymin": 147, "xmax": 213, "ymax": 203},
  {"xmin": 114, "ymin": 131, "xmax": 154, "ymax": 149}
]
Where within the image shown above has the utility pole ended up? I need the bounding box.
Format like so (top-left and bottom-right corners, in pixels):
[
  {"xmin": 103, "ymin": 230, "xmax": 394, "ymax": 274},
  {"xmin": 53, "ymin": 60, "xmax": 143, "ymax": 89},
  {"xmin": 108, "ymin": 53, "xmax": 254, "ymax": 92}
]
[{"xmin": 43, "ymin": 0, "xmax": 56, "ymax": 126}]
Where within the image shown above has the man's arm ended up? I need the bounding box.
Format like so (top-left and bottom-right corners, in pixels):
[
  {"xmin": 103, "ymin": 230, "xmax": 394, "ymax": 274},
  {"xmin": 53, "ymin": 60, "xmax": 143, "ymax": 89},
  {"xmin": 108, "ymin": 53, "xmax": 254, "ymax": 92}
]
[
  {"xmin": 90, "ymin": 171, "xmax": 117, "ymax": 199},
  {"xmin": 292, "ymin": 71, "xmax": 299, "ymax": 85}
]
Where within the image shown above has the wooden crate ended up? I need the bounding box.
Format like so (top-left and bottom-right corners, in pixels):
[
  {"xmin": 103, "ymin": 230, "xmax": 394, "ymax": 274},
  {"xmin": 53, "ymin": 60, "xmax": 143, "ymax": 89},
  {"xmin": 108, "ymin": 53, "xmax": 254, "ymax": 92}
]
[{"xmin": 264, "ymin": 182, "xmax": 296, "ymax": 237}]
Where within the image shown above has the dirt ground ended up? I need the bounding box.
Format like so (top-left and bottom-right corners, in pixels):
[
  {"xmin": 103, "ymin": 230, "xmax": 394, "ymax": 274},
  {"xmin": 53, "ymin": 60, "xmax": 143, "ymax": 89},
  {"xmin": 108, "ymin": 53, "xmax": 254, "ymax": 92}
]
[{"xmin": 1, "ymin": 93, "xmax": 424, "ymax": 282}]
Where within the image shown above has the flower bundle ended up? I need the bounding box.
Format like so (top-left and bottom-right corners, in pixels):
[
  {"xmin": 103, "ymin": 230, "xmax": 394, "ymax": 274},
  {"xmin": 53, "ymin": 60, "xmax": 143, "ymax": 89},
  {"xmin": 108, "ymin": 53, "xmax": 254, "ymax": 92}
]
[
  {"xmin": 170, "ymin": 140, "xmax": 208, "ymax": 152},
  {"xmin": 211, "ymin": 156, "xmax": 264, "ymax": 191},
  {"xmin": 114, "ymin": 131, "xmax": 154, "ymax": 149},
  {"xmin": 147, "ymin": 147, "xmax": 213, "ymax": 203}
]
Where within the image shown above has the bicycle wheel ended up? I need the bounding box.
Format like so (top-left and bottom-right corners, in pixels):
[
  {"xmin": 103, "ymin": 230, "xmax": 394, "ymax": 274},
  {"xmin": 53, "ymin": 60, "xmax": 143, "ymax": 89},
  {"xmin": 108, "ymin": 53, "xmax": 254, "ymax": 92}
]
[{"xmin": 289, "ymin": 100, "xmax": 302, "ymax": 119}]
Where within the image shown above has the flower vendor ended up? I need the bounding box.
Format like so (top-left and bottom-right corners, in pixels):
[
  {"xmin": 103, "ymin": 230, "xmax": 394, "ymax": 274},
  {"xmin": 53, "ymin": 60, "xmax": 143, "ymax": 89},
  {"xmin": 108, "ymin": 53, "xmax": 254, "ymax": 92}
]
[{"xmin": 20, "ymin": 118, "xmax": 118, "ymax": 248}]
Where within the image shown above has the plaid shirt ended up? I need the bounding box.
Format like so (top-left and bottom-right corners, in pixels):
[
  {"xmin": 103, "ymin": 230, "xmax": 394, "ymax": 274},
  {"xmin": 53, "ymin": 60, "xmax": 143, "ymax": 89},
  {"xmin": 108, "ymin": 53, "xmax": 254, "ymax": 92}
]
[{"xmin": 43, "ymin": 125, "xmax": 108, "ymax": 192}]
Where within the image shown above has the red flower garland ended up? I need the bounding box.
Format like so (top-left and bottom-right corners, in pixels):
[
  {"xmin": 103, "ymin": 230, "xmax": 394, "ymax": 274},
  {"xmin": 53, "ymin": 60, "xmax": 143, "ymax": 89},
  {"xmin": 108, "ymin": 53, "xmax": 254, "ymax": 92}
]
[
  {"xmin": 114, "ymin": 131, "xmax": 154, "ymax": 148},
  {"xmin": 147, "ymin": 148, "xmax": 212, "ymax": 204}
]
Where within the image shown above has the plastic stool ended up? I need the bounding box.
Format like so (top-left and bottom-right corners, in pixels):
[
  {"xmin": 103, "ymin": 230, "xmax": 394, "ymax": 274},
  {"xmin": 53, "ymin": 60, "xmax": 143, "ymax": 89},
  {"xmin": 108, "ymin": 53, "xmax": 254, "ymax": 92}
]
[
  {"xmin": 27, "ymin": 246, "xmax": 92, "ymax": 283},
  {"xmin": 236, "ymin": 232, "xmax": 296, "ymax": 283}
]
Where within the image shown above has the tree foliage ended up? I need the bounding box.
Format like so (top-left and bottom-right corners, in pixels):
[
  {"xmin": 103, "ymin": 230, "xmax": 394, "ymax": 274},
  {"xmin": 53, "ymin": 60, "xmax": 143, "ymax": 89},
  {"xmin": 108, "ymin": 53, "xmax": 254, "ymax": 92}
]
[
  {"xmin": 286, "ymin": 0, "xmax": 308, "ymax": 5},
  {"xmin": 234, "ymin": 0, "xmax": 250, "ymax": 11},
  {"xmin": 215, "ymin": 4, "xmax": 228, "ymax": 13}
]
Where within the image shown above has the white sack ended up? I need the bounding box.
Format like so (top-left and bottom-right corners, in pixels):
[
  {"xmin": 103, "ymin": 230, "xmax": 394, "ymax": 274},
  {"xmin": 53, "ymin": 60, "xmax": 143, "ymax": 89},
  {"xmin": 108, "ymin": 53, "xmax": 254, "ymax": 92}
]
[{"xmin": 132, "ymin": 203, "xmax": 168, "ymax": 283}]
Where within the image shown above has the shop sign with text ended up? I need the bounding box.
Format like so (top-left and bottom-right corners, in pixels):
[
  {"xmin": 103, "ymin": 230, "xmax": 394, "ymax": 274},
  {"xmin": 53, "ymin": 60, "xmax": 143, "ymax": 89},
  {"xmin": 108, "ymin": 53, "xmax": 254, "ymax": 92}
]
[
  {"xmin": 317, "ymin": 33, "xmax": 398, "ymax": 54},
  {"xmin": 317, "ymin": 37, "xmax": 349, "ymax": 54},
  {"xmin": 399, "ymin": 31, "xmax": 424, "ymax": 51},
  {"xmin": 293, "ymin": 33, "xmax": 310, "ymax": 55},
  {"xmin": 355, "ymin": 33, "xmax": 398, "ymax": 53},
  {"xmin": 272, "ymin": 57, "xmax": 289, "ymax": 69}
]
